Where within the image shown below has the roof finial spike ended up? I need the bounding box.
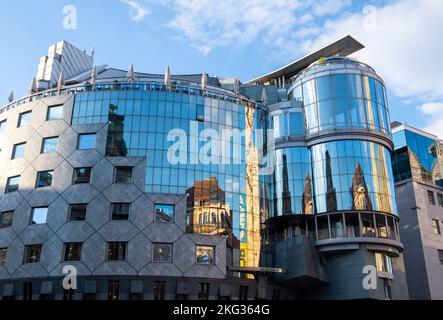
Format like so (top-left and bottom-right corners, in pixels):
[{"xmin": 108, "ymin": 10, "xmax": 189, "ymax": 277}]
[
  {"xmin": 233, "ymin": 77, "xmax": 240, "ymax": 96},
  {"xmin": 91, "ymin": 46, "xmax": 95, "ymax": 62},
  {"xmin": 8, "ymin": 90, "xmax": 14, "ymax": 103},
  {"xmin": 201, "ymin": 71, "xmax": 207, "ymax": 91},
  {"xmin": 57, "ymin": 71, "xmax": 65, "ymax": 89},
  {"xmin": 164, "ymin": 65, "xmax": 170, "ymax": 85},
  {"xmin": 29, "ymin": 78, "xmax": 36, "ymax": 94},
  {"xmin": 91, "ymin": 66, "xmax": 97, "ymax": 85},
  {"xmin": 261, "ymin": 88, "xmax": 268, "ymax": 106},
  {"xmin": 127, "ymin": 64, "xmax": 134, "ymax": 82}
]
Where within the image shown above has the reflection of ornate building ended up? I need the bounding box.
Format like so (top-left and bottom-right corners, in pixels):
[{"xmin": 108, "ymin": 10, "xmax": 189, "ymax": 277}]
[
  {"xmin": 106, "ymin": 104, "xmax": 128, "ymax": 156},
  {"xmin": 186, "ymin": 177, "xmax": 232, "ymax": 236},
  {"xmin": 281, "ymin": 154, "xmax": 292, "ymax": 215},
  {"xmin": 302, "ymin": 175, "xmax": 313, "ymax": 214},
  {"xmin": 325, "ymin": 151, "xmax": 337, "ymax": 212},
  {"xmin": 351, "ymin": 162, "xmax": 372, "ymax": 211}
]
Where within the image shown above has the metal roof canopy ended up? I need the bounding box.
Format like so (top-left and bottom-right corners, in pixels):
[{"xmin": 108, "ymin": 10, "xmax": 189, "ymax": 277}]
[{"xmin": 246, "ymin": 35, "xmax": 364, "ymax": 85}]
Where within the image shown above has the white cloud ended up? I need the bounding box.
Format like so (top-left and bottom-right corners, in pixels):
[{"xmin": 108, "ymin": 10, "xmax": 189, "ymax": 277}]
[
  {"xmin": 418, "ymin": 102, "xmax": 443, "ymax": 137},
  {"xmin": 298, "ymin": 0, "xmax": 443, "ymax": 136},
  {"xmin": 121, "ymin": 0, "xmax": 150, "ymax": 21}
]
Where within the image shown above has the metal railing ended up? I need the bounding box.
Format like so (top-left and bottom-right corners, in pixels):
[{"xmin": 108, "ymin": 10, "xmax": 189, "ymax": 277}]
[{"xmin": 1, "ymin": 80, "xmax": 259, "ymax": 115}]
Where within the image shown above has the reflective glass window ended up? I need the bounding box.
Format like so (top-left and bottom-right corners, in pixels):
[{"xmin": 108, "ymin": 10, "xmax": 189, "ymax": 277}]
[
  {"xmin": 107, "ymin": 242, "xmax": 127, "ymax": 261},
  {"xmin": 36, "ymin": 171, "xmax": 53, "ymax": 188},
  {"xmin": 41, "ymin": 137, "xmax": 59, "ymax": 154},
  {"xmin": 152, "ymin": 243, "xmax": 172, "ymax": 262},
  {"xmin": 25, "ymin": 245, "xmax": 42, "ymax": 263},
  {"xmin": 0, "ymin": 211, "xmax": 14, "ymax": 228},
  {"xmin": 0, "ymin": 120, "xmax": 6, "ymax": 134},
  {"xmin": 155, "ymin": 204, "xmax": 174, "ymax": 222},
  {"xmin": 12, "ymin": 143, "xmax": 26, "ymax": 159},
  {"xmin": 78, "ymin": 133, "xmax": 96, "ymax": 150},
  {"xmin": 330, "ymin": 74, "xmax": 348, "ymax": 98},
  {"xmin": 111, "ymin": 203, "xmax": 130, "ymax": 220},
  {"xmin": 47, "ymin": 105, "xmax": 63, "ymax": 120},
  {"xmin": 69, "ymin": 204, "xmax": 87, "ymax": 222},
  {"xmin": 17, "ymin": 111, "xmax": 31, "ymax": 127},
  {"xmin": 73, "ymin": 167, "xmax": 92, "ymax": 184},
  {"xmin": 288, "ymin": 112, "xmax": 304, "ymax": 135},
  {"xmin": 315, "ymin": 76, "xmax": 331, "ymax": 101},
  {"xmin": 5, "ymin": 176, "xmax": 20, "ymax": 193},
  {"xmin": 64, "ymin": 243, "xmax": 82, "ymax": 261},
  {"xmin": 31, "ymin": 207, "xmax": 48, "ymax": 225},
  {"xmin": 196, "ymin": 245, "xmax": 214, "ymax": 265}
]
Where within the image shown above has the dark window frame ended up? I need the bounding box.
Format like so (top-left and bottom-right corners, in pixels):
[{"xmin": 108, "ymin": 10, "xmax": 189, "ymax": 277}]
[
  {"xmin": 63, "ymin": 242, "xmax": 83, "ymax": 261},
  {"xmin": 106, "ymin": 242, "xmax": 127, "ymax": 261},
  {"xmin": 111, "ymin": 203, "xmax": 130, "ymax": 221},
  {"xmin": 152, "ymin": 243, "xmax": 173, "ymax": 263},
  {"xmin": 0, "ymin": 211, "xmax": 14, "ymax": 228},
  {"xmin": 11, "ymin": 142, "xmax": 26, "ymax": 160},
  {"xmin": 196, "ymin": 245, "xmax": 215, "ymax": 265},
  {"xmin": 5, "ymin": 175, "xmax": 20, "ymax": 193},
  {"xmin": 35, "ymin": 170, "xmax": 54, "ymax": 188},
  {"xmin": 77, "ymin": 133, "xmax": 97, "ymax": 150},
  {"xmin": 24, "ymin": 244, "xmax": 42, "ymax": 264},
  {"xmin": 114, "ymin": 166, "xmax": 134, "ymax": 184},
  {"xmin": 154, "ymin": 204, "xmax": 175, "ymax": 223},
  {"xmin": 30, "ymin": 207, "xmax": 49, "ymax": 225},
  {"xmin": 72, "ymin": 167, "xmax": 92, "ymax": 184},
  {"xmin": 68, "ymin": 204, "xmax": 87, "ymax": 222},
  {"xmin": 17, "ymin": 111, "xmax": 31, "ymax": 128},
  {"xmin": 46, "ymin": 104, "xmax": 64, "ymax": 121},
  {"xmin": 41, "ymin": 136, "xmax": 59, "ymax": 154}
]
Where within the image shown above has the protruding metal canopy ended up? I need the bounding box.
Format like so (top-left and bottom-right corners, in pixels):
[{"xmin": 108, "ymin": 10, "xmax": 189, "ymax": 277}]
[{"xmin": 246, "ymin": 35, "xmax": 364, "ymax": 85}]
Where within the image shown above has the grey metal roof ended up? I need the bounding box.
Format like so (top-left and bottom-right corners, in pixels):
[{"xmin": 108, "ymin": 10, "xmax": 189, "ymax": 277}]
[{"xmin": 246, "ymin": 35, "xmax": 364, "ymax": 85}]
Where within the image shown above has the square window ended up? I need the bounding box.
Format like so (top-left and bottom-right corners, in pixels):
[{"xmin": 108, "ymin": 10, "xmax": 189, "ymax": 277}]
[
  {"xmin": 25, "ymin": 245, "xmax": 42, "ymax": 263},
  {"xmin": 0, "ymin": 120, "xmax": 6, "ymax": 134},
  {"xmin": 36, "ymin": 171, "xmax": 53, "ymax": 188},
  {"xmin": 0, "ymin": 211, "xmax": 14, "ymax": 228},
  {"xmin": 78, "ymin": 133, "xmax": 96, "ymax": 150},
  {"xmin": 107, "ymin": 242, "xmax": 127, "ymax": 261},
  {"xmin": 438, "ymin": 193, "xmax": 443, "ymax": 207},
  {"xmin": 375, "ymin": 252, "xmax": 393, "ymax": 274},
  {"xmin": 11, "ymin": 143, "xmax": 26, "ymax": 159},
  {"xmin": 152, "ymin": 243, "xmax": 172, "ymax": 262},
  {"xmin": 111, "ymin": 203, "xmax": 130, "ymax": 220},
  {"xmin": 432, "ymin": 219, "xmax": 441, "ymax": 235},
  {"xmin": 0, "ymin": 248, "xmax": 6, "ymax": 266},
  {"xmin": 31, "ymin": 207, "xmax": 48, "ymax": 225},
  {"xmin": 41, "ymin": 137, "xmax": 59, "ymax": 153},
  {"xmin": 196, "ymin": 245, "xmax": 214, "ymax": 265},
  {"xmin": 69, "ymin": 204, "xmax": 87, "ymax": 222},
  {"xmin": 154, "ymin": 204, "xmax": 174, "ymax": 223},
  {"xmin": 73, "ymin": 167, "xmax": 92, "ymax": 184},
  {"xmin": 115, "ymin": 167, "xmax": 133, "ymax": 184},
  {"xmin": 428, "ymin": 190, "xmax": 436, "ymax": 205},
  {"xmin": 17, "ymin": 111, "xmax": 31, "ymax": 127},
  {"xmin": 64, "ymin": 243, "xmax": 82, "ymax": 261},
  {"xmin": 47, "ymin": 105, "xmax": 63, "ymax": 121},
  {"xmin": 5, "ymin": 176, "xmax": 20, "ymax": 193}
]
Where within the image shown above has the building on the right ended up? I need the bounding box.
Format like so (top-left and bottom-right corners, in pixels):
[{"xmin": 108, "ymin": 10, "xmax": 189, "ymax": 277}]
[{"xmin": 391, "ymin": 122, "xmax": 443, "ymax": 299}]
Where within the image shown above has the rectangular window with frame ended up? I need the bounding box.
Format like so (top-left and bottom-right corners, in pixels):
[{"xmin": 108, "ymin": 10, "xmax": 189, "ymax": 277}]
[
  {"xmin": 0, "ymin": 211, "xmax": 14, "ymax": 228},
  {"xmin": 64, "ymin": 243, "xmax": 82, "ymax": 261},
  {"xmin": 73, "ymin": 167, "xmax": 92, "ymax": 184},
  {"xmin": 0, "ymin": 248, "xmax": 7, "ymax": 266},
  {"xmin": 432, "ymin": 219, "xmax": 441, "ymax": 235},
  {"xmin": 107, "ymin": 242, "xmax": 127, "ymax": 261},
  {"xmin": 198, "ymin": 283, "xmax": 209, "ymax": 300},
  {"xmin": 47, "ymin": 105, "xmax": 63, "ymax": 121},
  {"xmin": 31, "ymin": 207, "xmax": 48, "ymax": 225},
  {"xmin": 152, "ymin": 243, "xmax": 172, "ymax": 262},
  {"xmin": 69, "ymin": 204, "xmax": 87, "ymax": 222},
  {"xmin": 239, "ymin": 285, "xmax": 249, "ymax": 300},
  {"xmin": 0, "ymin": 119, "xmax": 6, "ymax": 134},
  {"xmin": 41, "ymin": 137, "xmax": 59, "ymax": 153},
  {"xmin": 428, "ymin": 190, "xmax": 436, "ymax": 205},
  {"xmin": 438, "ymin": 249, "xmax": 443, "ymax": 264},
  {"xmin": 375, "ymin": 252, "xmax": 393, "ymax": 274},
  {"xmin": 196, "ymin": 245, "xmax": 214, "ymax": 265},
  {"xmin": 114, "ymin": 167, "xmax": 133, "ymax": 184},
  {"xmin": 5, "ymin": 175, "xmax": 20, "ymax": 193},
  {"xmin": 24, "ymin": 245, "xmax": 42, "ymax": 263},
  {"xmin": 11, "ymin": 143, "xmax": 26, "ymax": 159},
  {"xmin": 111, "ymin": 203, "xmax": 130, "ymax": 220},
  {"xmin": 107, "ymin": 280, "xmax": 120, "ymax": 301},
  {"xmin": 36, "ymin": 170, "xmax": 53, "ymax": 188},
  {"xmin": 154, "ymin": 204, "xmax": 174, "ymax": 223},
  {"xmin": 77, "ymin": 133, "xmax": 96, "ymax": 150},
  {"xmin": 438, "ymin": 193, "xmax": 443, "ymax": 207},
  {"xmin": 23, "ymin": 282, "xmax": 33, "ymax": 300},
  {"xmin": 153, "ymin": 281, "xmax": 166, "ymax": 300},
  {"xmin": 17, "ymin": 111, "xmax": 31, "ymax": 127}
]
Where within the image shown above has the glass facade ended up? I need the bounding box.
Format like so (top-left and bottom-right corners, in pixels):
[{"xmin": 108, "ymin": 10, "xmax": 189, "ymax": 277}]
[
  {"xmin": 72, "ymin": 88, "xmax": 263, "ymax": 268},
  {"xmin": 392, "ymin": 128, "xmax": 443, "ymax": 186},
  {"xmin": 289, "ymin": 59, "xmax": 390, "ymax": 136}
]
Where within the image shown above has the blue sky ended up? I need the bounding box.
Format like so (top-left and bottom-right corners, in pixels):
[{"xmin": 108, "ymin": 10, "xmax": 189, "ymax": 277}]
[{"xmin": 0, "ymin": 0, "xmax": 442, "ymax": 136}]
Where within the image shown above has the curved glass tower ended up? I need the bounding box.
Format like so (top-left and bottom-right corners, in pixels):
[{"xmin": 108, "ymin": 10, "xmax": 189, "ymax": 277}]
[{"xmin": 0, "ymin": 38, "xmax": 408, "ymax": 300}]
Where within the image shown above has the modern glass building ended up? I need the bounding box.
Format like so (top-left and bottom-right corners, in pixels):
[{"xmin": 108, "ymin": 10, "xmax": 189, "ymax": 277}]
[
  {"xmin": 0, "ymin": 37, "xmax": 408, "ymax": 300},
  {"xmin": 391, "ymin": 122, "xmax": 443, "ymax": 299}
]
